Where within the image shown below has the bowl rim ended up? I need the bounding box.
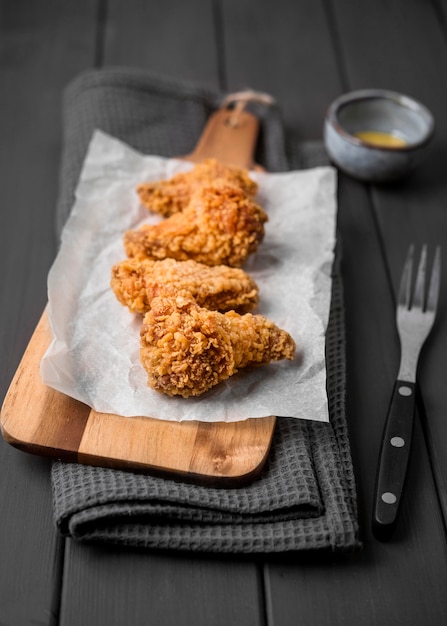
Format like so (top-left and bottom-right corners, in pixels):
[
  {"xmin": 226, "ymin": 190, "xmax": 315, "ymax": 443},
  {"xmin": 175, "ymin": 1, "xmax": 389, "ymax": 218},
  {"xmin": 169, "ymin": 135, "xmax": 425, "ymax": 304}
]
[{"xmin": 326, "ymin": 89, "xmax": 435, "ymax": 152}]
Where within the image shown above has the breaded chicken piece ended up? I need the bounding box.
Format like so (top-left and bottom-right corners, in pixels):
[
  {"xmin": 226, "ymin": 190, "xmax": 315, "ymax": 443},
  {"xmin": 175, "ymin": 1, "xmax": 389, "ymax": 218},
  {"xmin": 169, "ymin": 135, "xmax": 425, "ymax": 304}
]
[
  {"xmin": 124, "ymin": 181, "xmax": 268, "ymax": 268},
  {"xmin": 111, "ymin": 258, "xmax": 259, "ymax": 314},
  {"xmin": 137, "ymin": 158, "xmax": 258, "ymax": 217},
  {"xmin": 140, "ymin": 296, "xmax": 296, "ymax": 398}
]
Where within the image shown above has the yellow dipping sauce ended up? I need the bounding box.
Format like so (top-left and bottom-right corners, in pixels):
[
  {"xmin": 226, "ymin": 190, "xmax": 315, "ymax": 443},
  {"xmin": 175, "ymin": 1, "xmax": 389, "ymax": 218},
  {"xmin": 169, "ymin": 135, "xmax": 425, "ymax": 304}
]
[{"xmin": 354, "ymin": 130, "xmax": 407, "ymax": 148}]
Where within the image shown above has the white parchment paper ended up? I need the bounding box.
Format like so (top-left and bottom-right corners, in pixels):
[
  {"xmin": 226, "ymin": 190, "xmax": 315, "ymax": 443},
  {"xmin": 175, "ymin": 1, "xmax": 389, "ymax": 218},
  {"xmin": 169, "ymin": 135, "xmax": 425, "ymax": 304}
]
[{"xmin": 40, "ymin": 130, "xmax": 337, "ymax": 422}]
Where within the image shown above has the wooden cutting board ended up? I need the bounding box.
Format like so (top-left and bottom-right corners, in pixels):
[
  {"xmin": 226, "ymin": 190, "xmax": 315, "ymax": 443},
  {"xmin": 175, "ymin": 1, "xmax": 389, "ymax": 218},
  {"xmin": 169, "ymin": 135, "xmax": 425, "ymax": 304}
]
[{"xmin": 0, "ymin": 101, "xmax": 277, "ymax": 486}]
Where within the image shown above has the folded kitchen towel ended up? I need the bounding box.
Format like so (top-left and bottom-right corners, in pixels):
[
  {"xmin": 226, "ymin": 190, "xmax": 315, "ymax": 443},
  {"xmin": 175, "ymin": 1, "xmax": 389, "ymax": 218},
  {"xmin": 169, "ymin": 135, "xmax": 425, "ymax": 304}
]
[{"xmin": 51, "ymin": 67, "xmax": 360, "ymax": 553}]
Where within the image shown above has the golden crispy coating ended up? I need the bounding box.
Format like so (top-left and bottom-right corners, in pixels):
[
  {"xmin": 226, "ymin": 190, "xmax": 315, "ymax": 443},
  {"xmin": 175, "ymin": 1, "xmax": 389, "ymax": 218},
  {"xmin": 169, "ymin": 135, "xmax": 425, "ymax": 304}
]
[
  {"xmin": 124, "ymin": 181, "xmax": 268, "ymax": 267},
  {"xmin": 140, "ymin": 296, "xmax": 296, "ymax": 398},
  {"xmin": 111, "ymin": 258, "xmax": 259, "ymax": 314},
  {"xmin": 137, "ymin": 158, "xmax": 258, "ymax": 217}
]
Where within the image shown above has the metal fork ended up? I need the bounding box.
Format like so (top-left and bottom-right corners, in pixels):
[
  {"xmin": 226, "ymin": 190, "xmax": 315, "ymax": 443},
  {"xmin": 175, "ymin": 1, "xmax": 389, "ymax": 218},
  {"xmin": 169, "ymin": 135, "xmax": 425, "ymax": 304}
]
[{"xmin": 372, "ymin": 244, "xmax": 441, "ymax": 540}]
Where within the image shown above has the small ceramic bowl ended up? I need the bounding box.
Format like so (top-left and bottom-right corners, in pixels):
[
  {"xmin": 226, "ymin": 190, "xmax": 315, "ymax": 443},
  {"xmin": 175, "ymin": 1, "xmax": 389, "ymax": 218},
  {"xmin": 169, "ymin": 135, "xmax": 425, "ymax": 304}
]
[{"xmin": 324, "ymin": 89, "xmax": 434, "ymax": 182}]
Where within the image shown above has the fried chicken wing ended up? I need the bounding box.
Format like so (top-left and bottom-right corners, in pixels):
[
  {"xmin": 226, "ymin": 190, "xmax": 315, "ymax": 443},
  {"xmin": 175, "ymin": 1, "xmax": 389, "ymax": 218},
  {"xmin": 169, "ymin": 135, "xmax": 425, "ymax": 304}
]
[
  {"xmin": 124, "ymin": 181, "xmax": 268, "ymax": 267},
  {"xmin": 140, "ymin": 296, "xmax": 296, "ymax": 398},
  {"xmin": 137, "ymin": 158, "xmax": 258, "ymax": 217},
  {"xmin": 111, "ymin": 258, "xmax": 259, "ymax": 314}
]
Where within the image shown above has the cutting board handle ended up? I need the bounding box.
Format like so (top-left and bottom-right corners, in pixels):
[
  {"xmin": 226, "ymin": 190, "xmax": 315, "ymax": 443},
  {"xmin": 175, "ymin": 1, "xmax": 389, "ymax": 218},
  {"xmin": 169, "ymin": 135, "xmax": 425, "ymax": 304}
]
[{"xmin": 183, "ymin": 90, "xmax": 275, "ymax": 170}]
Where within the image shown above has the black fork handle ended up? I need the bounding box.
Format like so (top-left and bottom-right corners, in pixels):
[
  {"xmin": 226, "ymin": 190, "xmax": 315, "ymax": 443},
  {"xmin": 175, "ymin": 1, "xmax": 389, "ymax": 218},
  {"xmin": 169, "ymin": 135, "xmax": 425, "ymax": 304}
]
[{"xmin": 372, "ymin": 380, "xmax": 416, "ymax": 541}]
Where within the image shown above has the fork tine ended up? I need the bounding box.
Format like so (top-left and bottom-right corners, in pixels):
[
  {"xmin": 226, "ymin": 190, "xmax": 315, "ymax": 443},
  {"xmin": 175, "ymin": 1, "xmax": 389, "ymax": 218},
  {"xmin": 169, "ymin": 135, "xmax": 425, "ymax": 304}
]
[
  {"xmin": 426, "ymin": 245, "xmax": 441, "ymax": 313},
  {"xmin": 412, "ymin": 245, "xmax": 427, "ymax": 310},
  {"xmin": 398, "ymin": 244, "xmax": 414, "ymax": 309}
]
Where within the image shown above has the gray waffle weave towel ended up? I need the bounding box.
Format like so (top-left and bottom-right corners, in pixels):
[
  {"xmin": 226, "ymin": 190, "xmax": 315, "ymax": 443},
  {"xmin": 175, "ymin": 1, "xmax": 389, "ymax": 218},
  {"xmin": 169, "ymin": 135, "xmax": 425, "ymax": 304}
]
[{"xmin": 51, "ymin": 67, "xmax": 360, "ymax": 553}]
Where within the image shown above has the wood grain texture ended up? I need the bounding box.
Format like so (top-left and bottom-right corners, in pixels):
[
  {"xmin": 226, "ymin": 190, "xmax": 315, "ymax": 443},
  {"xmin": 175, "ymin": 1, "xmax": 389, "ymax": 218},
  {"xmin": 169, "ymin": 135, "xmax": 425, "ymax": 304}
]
[
  {"xmin": 221, "ymin": 0, "xmax": 342, "ymax": 138},
  {"xmin": 263, "ymin": 0, "xmax": 447, "ymax": 624},
  {"xmin": 183, "ymin": 107, "xmax": 261, "ymax": 169},
  {"xmin": 102, "ymin": 0, "xmax": 220, "ymax": 88},
  {"xmin": 2, "ymin": 1, "xmax": 447, "ymax": 626},
  {"xmin": 0, "ymin": 1, "xmax": 98, "ymax": 623},
  {"xmin": 60, "ymin": 542, "xmax": 265, "ymax": 626},
  {"xmin": 332, "ymin": 0, "xmax": 447, "ymax": 535}
]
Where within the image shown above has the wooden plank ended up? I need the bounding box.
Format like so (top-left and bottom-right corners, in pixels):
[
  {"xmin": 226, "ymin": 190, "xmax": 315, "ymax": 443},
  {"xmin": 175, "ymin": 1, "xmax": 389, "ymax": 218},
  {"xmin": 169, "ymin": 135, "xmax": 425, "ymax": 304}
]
[
  {"xmin": 0, "ymin": 1, "xmax": 98, "ymax": 623},
  {"xmin": 331, "ymin": 0, "xmax": 447, "ymax": 531},
  {"xmin": 221, "ymin": 0, "xmax": 342, "ymax": 138},
  {"xmin": 102, "ymin": 0, "xmax": 220, "ymax": 88},
  {"xmin": 60, "ymin": 543, "xmax": 264, "ymax": 626}
]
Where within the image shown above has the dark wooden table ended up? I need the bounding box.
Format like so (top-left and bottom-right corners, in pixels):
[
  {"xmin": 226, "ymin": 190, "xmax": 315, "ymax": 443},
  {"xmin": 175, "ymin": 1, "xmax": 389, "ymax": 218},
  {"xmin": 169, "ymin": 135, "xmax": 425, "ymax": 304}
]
[{"xmin": 2, "ymin": 1, "xmax": 447, "ymax": 624}]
